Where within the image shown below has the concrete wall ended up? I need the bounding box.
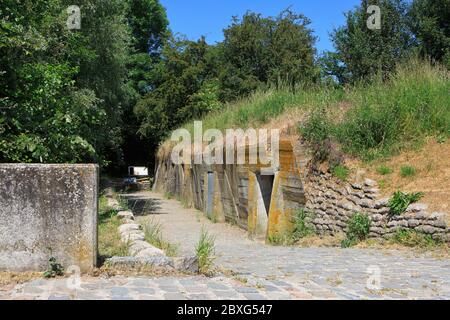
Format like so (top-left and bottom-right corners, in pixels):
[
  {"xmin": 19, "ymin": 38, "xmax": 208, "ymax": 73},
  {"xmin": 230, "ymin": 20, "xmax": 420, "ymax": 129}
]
[{"xmin": 0, "ymin": 164, "xmax": 98, "ymax": 272}]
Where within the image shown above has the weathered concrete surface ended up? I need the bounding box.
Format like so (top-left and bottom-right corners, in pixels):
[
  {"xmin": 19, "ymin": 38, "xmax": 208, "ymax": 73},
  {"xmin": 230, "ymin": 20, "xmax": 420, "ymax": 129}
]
[{"xmin": 0, "ymin": 164, "xmax": 98, "ymax": 272}]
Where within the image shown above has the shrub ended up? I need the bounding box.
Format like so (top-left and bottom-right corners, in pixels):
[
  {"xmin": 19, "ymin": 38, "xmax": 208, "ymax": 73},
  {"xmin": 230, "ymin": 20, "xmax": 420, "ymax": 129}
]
[
  {"xmin": 388, "ymin": 191, "xmax": 424, "ymax": 216},
  {"xmin": 377, "ymin": 165, "xmax": 393, "ymax": 175},
  {"xmin": 196, "ymin": 228, "xmax": 216, "ymax": 274},
  {"xmin": 341, "ymin": 212, "xmax": 371, "ymax": 248},
  {"xmin": 43, "ymin": 257, "xmax": 64, "ymax": 278},
  {"xmin": 400, "ymin": 165, "xmax": 416, "ymax": 177},
  {"xmin": 292, "ymin": 210, "xmax": 316, "ymax": 240}
]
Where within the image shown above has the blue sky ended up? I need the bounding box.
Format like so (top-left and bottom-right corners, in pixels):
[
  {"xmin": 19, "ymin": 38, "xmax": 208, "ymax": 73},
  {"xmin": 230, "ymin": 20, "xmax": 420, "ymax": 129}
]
[{"xmin": 160, "ymin": 0, "xmax": 361, "ymax": 53}]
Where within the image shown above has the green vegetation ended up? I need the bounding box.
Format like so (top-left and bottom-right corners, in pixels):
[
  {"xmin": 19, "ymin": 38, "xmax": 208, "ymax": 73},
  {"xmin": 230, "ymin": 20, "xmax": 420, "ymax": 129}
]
[
  {"xmin": 98, "ymin": 195, "xmax": 130, "ymax": 259},
  {"xmin": 377, "ymin": 166, "xmax": 393, "ymax": 175},
  {"xmin": 332, "ymin": 165, "xmax": 350, "ymax": 181},
  {"xmin": 0, "ymin": 0, "xmax": 168, "ymax": 167},
  {"xmin": 195, "ymin": 228, "xmax": 216, "ymax": 274},
  {"xmin": 341, "ymin": 213, "xmax": 371, "ymax": 248},
  {"xmin": 388, "ymin": 191, "xmax": 424, "ymax": 216},
  {"xmin": 400, "ymin": 165, "xmax": 417, "ymax": 177},
  {"xmin": 143, "ymin": 220, "xmax": 179, "ymax": 257},
  {"xmin": 390, "ymin": 229, "xmax": 443, "ymax": 248},
  {"xmin": 292, "ymin": 210, "xmax": 316, "ymax": 240},
  {"xmin": 2, "ymin": 0, "xmax": 449, "ymax": 170},
  {"xmin": 43, "ymin": 257, "xmax": 64, "ymax": 278}
]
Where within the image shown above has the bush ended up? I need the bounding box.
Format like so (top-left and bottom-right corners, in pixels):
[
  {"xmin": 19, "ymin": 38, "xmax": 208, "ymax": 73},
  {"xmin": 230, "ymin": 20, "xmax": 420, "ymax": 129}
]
[
  {"xmin": 388, "ymin": 191, "xmax": 424, "ymax": 215},
  {"xmin": 341, "ymin": 212, "xmax": 371, "ymax": 248},
  {"xmin": 43, "ymin": 257, "xmax": 64, "ymax": 278},
  {"xmin": 292, "ymin": 210, "xmax": 316, "ymax": 240}
]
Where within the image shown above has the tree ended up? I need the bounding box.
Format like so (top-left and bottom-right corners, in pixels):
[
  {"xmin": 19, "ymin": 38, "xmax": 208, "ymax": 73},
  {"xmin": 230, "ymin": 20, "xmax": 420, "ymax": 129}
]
[
  {"xmin": 409, "ymin": 0, "xmax": 450, "ymax": 68},
  {"xmin": 0, "ymin": 0, "xmax": 132, "ymax": 164},
  {"xmin": 135, "ymin": 36, "xmax": 217, "ymax": 144},
  {"xmin": 219, "ymin": 9, "xmax": 317, "ymax": 101},
  {"xmin": 329, "ymin": 0, "xmax": 413, "ymax": 83}
]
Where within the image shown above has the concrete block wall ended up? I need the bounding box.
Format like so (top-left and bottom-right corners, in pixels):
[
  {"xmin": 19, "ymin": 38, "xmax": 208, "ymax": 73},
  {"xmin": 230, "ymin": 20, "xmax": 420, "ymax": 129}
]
[{"xmin": 0, "ymin": 164, "xmax": 98, "ymax": 272}]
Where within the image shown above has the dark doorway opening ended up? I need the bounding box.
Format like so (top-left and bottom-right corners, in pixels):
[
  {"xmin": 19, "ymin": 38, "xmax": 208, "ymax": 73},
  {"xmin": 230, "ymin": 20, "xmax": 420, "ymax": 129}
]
[{"xmin": 256, "ymin": 173, "xmax": 274, "ymax": 215}]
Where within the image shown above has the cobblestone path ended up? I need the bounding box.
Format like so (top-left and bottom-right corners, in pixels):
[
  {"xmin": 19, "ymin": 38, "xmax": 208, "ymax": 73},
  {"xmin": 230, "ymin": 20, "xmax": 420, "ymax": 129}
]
[{"xmin": 2, "ymin": 191, "xmax": 449, "ymax": 300}]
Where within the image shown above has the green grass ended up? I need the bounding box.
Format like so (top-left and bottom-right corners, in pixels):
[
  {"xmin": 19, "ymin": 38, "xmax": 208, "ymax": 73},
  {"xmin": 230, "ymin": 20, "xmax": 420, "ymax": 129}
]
[
  {"xmin": 98, "ymin": 195, "xmax": 130, "ymax": 260},
  {"xmin": 341, "ymin": 212, "xmax": 371, "ymax": 248},
  {"xmin": 376, "ymin": 165, "xmax": 393, "ymax": 175},
  {"xmin": 332, "ymin": 165, "xmax": 350, "ymax": 181},
  {"xmin": 292, "ymin": 209, "xmax": 316, "ymax": 240},
  {"xmin": 400, "ymin": 165, "xmax": 416, "ymax": 177},
  {"xmin": 195, "ymin": 228, "xmax": 216, "ymax": 274},
  {"xmin": 143, "ymin": 220, "xmax": 179, "ymax": 257},
  {"xmin": 390, "ymin": 229, "xmax": 443, "ymax": 248},
  {"xmin": 169, "ymin": 59, "xmax": 449, "ymax": 163},
  {"xmin": 388, "ymin": 191, "xmax": 424, "ymax": 216}
]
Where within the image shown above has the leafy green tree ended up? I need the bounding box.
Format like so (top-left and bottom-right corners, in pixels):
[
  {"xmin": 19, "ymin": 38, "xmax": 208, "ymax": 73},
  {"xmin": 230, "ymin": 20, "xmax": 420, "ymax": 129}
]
[
  {"xmin": 135, "ymin": 36, "xmax": 216, "ymax": 143},
  {"xmin": 329, "ymin": 0, "xmax": 413, "ymax": 83},
  {"xmin": 219, "ymin": 9, "xmax": 317, "ymax": 101},
  {"xmin": 409, "ymin": 0, "xmax": 450, "ymax": 68},
  {"xmin": 0, "ymin": 0, "xmax": 132, "ymax": 164}
]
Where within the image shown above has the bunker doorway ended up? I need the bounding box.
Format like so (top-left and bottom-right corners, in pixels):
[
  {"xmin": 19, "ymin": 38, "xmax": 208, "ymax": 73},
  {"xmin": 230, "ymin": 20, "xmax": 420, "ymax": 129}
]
[{"xmin": 256, "ymin": 173, "xmax": 274, "ymax": 215}]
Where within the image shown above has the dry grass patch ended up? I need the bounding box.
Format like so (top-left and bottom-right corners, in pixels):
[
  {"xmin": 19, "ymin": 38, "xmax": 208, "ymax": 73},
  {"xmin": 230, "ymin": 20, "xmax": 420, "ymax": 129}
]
[
  {"xmin": 352, "ymin": 138, "xmax": 450, "ymax": 223},
  {"xmin": 0, "ymin": 272, "xmax": 41, "ymax": 287}
]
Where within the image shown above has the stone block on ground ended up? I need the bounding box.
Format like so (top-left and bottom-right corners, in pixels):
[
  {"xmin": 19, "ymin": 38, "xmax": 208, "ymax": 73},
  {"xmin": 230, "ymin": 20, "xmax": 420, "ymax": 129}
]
[
  {"xmin": 117, "ymin": 211, "xmax": 134, "ymax": 220},
  {"xmin": 173, "ymin": 255, "xmax": 199, "ymax": 273}
]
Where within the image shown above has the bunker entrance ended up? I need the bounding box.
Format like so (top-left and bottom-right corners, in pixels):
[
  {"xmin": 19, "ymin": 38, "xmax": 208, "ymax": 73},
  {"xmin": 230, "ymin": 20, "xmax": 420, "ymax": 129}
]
[{"xmin": 256, "ymin": 173, "xmax": 274, "ymax": 215}]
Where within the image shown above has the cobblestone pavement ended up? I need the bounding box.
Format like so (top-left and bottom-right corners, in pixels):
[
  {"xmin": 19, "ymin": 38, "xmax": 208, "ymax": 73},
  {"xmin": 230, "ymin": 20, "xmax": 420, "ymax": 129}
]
[{"xmin": 2, "ymin": 191, "xmax": 449, "ymax": 300}]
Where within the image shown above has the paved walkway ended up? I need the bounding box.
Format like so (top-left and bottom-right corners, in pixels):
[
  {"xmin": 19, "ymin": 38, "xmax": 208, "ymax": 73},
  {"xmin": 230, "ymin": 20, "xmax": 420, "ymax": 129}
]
[{"xmin": 2, "ymin": 191, "xmax": 449, "ymax": 300}]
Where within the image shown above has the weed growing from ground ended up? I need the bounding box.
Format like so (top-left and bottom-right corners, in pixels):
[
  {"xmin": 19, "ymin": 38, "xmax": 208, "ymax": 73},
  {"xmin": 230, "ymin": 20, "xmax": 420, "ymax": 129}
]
[
  {"xmin": 400, "ymin": 165, "xmax": 416, "ymax": 177},
  {"xmin": 376, "ymin": 165, "xmax": 393, "ymax": 175},
  {"xmin": 341, "ymin": 213, "xmax": 371, "ymax": 248},
  {"xmin": 195, "ymin": 228, "xmax": 216, "ymax": 274},
  {"xmin": 143, "ymin": 220, "xmax": 179, "ymax": 257},
  {"xmin": 388, "ymin": 191, "xmax": 424, "ymax": 216},
  {"xmin": 43, "ymin": 257, "xmax": 64, "ymax": 278}
]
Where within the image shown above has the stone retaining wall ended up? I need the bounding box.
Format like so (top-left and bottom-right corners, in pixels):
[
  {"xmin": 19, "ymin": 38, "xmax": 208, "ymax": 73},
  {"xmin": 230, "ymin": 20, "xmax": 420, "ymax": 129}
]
[{"xmin": 304, "ymin": 166, "xmax": 449, "ymax": 242}]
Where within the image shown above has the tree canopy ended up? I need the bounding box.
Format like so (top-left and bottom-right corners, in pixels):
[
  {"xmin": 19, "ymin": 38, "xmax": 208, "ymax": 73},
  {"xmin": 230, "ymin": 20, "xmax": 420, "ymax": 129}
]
[{"xmin": 1, "ymin": 0, "xmax": 448, "ymax": 169}]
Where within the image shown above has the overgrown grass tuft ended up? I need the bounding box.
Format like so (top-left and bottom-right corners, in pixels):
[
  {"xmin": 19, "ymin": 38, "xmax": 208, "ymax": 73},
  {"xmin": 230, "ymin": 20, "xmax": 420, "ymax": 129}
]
[
  {"xmin": 400, "ymin": 165, "xmax": 416, "ymax": 177},
  {"xmin": 332, "ymin": 165, "xmax": 350, "ymax": 181},
  {"xmin": 195, "ymin": 228, "xmax": 216, "ymax": 274},
  {"xmin": 341, "ymin": 212, "xmax": 371, "ymax": 248},
  {"xmin": 376, "ymin": 165, "xmax": 393, "ymax": 175},
  {"xmin": 390, "ymin": 229, "xmax": 442, "ymax": 248},
  {"xmin": 143, "ymin": 220, "xmax": 179, "ymax": 257}
]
